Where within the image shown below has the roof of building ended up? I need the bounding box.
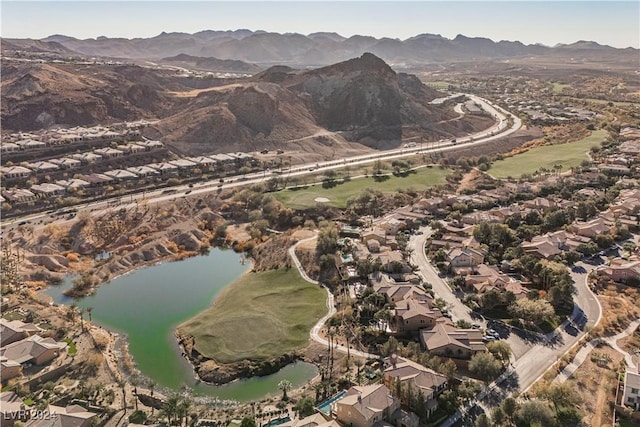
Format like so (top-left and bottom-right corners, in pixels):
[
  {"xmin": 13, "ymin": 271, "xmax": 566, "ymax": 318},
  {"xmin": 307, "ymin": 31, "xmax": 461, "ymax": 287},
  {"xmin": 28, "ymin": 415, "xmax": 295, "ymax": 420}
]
[
  {"xmin": 383, "ymin": 356, "xmax": 447, "ymax": 396},
  {"xmin": 0, "ymin": 335, "xmax": 66, "ymax": 364},
  {"xmin": 420, "ymin": 321, "xmax": 486, "ymax": 353},
  {"xmin": 337, "ymin": 384, "xmax": 397, "ymax": 422},
  {"xmin": 280, "ymin": 413, "xmax": 340, "ymax": 427},
  {"xmin": 394, "ymin": 299, "xmax": 441, "ymax": 321}
]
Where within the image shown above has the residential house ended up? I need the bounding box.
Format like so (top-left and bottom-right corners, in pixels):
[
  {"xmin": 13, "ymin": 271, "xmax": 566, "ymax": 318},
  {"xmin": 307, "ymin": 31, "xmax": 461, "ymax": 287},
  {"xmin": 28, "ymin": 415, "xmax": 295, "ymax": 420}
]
[
  {"xmin": 104, "ymin": 169, "xmax": 138, "ymax": 181},
  {"xmin": 370, "ymin": 272, "xmax": 432, "ymax": 304},
  {"xmin": 1, "ymin": 189, "xmax": 37, "ymax": 204},
  {"xmin": 382, "ymin": 356, "xmax": 447, "ymax": 417},
  {"xmin": 372, "ymin": 251, "xmax": 407, "ymax": 273},
  {"xmin": 0, "ymin": 335, "xmax": 66, "ymax": 365},
  {"xmin": 597, "ymin": 260, "xmax": 640, "ymax": 283},
  {"xmin": 280, "ymin": 413, "xmax": 340, "ymax": 427},
  {"xmin": 1, "ymin": 143, "xmax": 20, "ymax": 153},
  {"xmin": 393, "ymin": 299, "xmax": 442, "ymax": 335},
  {"xmin": 419, "ymin": 320, "xmax": 486, "ymax": 359},
  {"xmin": 209, "ymin": 153, "xmax": 235, "ymax": 164},
  {"xmin": 0, "ymin": 319, "xmax": 41, "ymax": 346},
  {"xmin": 133, "ymin": 140, "xmax": 163, "ymax": 150},
  {"xmin": 622, "ymin": 364, "xmax": 640, "ymax": 411},
  {"xmin": 331, "ymin": 384, "xmax": 401, "ymax": 427},
  {"xmin": 30, "ymin": 183, "xmax": 66, "ymax": 197},
  {"xmin": 414, "ymin": 197, "xmax": 444, "ymax": 213},
  {"xmin": 126, "ymin": 166, "xmax": 159, "ymax": 178},
  {"xmin": 15, "ymin": 139, "xmax": 46, "ymax": 150},
  {"xmin": 71, "ymin": 152, "xmax": 103, "ymax": 164},
  {"xmin": 24, "ymin": 404, "xmax": 97, "ymax": 427},
  {"xmin": 445, "ymin": 248, "xmax": 485, "ymax": 275},
  {"xmin": 362, "ymin": 228, "xmax": 387, "ymax": 247},
  {"xmin": 27, "ymin": 161, "xmax": 59, "ymax": 173},
  {"xmin": 188, "ymin": 156, "xmax": 216, "ymax": 169},
  {"xmin": 94, "ymin": 147, "xmax": 123, "ymax": 159},
  {"xmin": 117, "ymin": 143, "xmax": 145, "ymax": 154},
  {"xmin": 55, "ymin": 179, "xmax": 90, "ymax": 191},
  {"xmin": 522, "ymin": 197, "xmax": 558, "ymax": 213},
  {"xmin": 80, "ymin": 173, "xmax": 113, "ymax": 187},
  {"xmin": 1, "ymin": 356, "xmax": 23, "ymax": 381},
  {"xmin": 0, "ymin": 392, "xmax": 29, "ymax": 427},
  {"xmin": 1, "ymin": 166, "xmax": 32, "ymax": 180},
  {"xmin": 464, "ymin": 264, "xmax": 528, "ymax": 299},
  {"xmin": 169, "ymin": 159, "xmax": 197, "ymax": 171},
  {"xmin": 569, "ymin": 217, "xmax": 613, "ymax": 238},
  {"xmin": 50, "ymin": 158, "xmax": 82, "ymax": 169},
  {"xmin": 147, "ymin": 162, "xmax": 179, "ymax": 176}
]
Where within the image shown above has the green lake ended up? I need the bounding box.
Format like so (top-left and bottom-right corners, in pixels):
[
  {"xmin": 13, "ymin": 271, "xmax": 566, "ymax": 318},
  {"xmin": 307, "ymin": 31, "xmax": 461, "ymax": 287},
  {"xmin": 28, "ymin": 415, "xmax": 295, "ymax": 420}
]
[{"xmin": 46, "ymin": 248, "xmax": 317, "ymax": 401}]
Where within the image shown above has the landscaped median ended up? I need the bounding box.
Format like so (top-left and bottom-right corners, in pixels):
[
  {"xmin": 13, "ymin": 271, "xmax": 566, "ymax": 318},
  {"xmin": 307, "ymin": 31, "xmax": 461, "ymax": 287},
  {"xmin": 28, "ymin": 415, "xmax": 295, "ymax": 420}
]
[{"xmin": 176, "ymin": 268, "xmax": 327, "ymax": 384}]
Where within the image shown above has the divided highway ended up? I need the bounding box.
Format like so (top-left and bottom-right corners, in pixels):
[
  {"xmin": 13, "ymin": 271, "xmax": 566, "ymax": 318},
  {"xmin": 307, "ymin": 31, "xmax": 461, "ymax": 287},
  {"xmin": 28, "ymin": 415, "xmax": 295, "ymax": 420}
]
[{"xmin": 2, "ymin": 94, "xmax": 521, "ymax": 232}]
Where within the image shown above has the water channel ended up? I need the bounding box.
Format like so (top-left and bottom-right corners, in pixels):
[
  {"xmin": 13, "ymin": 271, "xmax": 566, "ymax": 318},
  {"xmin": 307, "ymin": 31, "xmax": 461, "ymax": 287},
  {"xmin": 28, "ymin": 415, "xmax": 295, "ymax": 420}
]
[{"xmin": 46, "ymin": 248, "xmax": 318, "ymax": 401}]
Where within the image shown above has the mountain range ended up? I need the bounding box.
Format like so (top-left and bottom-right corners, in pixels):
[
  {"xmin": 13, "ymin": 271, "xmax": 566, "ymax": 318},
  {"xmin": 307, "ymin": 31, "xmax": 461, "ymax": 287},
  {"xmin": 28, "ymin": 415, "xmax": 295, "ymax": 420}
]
[{"xmin": 3, "ymin": 30, "xmax": 637, "ymax": 67}]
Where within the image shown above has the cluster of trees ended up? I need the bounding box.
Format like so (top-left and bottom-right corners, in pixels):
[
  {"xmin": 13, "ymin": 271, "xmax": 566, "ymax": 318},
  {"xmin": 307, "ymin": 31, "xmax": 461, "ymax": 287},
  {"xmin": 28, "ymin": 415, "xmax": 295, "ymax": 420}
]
[{"xmin": 477, "ymin": 382, "xmax": 583, "ymax": 426}]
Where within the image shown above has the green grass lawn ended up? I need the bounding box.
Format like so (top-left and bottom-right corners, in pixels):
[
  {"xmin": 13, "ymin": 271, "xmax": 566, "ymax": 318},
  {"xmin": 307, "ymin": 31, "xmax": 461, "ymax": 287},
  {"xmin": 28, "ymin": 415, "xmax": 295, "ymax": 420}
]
[
  {"xmin": 551, "ymin": 82, "xmax": 571, "ymax": 93},
  {"xmin": 272, "ymin": 166, "xmax": 451, "ymax": 209},
  {"xmin": 178, "ymin": 269, "xmax": 327, "ymax": 364},
  {"xmin": 489, "ymin": 130, "xmax": 607, "ymax": 179}
]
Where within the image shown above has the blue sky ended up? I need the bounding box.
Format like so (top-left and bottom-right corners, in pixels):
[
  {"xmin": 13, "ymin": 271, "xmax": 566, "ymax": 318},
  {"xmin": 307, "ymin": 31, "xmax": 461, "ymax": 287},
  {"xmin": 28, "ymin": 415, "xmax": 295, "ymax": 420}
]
[{"xmin": 2, "ymin": 1, "xmax": 639, "ymax": 48}]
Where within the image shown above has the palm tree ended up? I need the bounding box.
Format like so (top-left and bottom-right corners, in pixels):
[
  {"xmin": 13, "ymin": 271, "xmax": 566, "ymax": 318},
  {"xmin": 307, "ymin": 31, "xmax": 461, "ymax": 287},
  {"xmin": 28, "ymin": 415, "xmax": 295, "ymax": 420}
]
[
  {"xmin": 161, "ymin": 395, "xmax": 180, "ymax": 426},
  {"xmin": 117, "ymin": 379, "xmax": 126, "ymax": 410},
  {"xmin": 131, "ymin": 378, "xmax": 139, "ymax": 411},
  {"xmin": 354, "ymin": 359, "xmax": 364, "ymax": 385},
  {"xmin": 177, "ymin": 398, "xmax": 192, "ymax": 427},
  {"xmin": 278, "ymin": 380, "xmax": 292, "ymax": 401}
]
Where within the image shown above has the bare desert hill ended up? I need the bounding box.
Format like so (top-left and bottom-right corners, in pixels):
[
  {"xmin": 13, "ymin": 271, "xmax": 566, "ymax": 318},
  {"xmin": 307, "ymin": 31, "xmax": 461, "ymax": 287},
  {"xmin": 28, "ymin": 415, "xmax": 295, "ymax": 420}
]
[{"xmin": 2, "ymin": 53, "xmax": 492, "ymax": 156}]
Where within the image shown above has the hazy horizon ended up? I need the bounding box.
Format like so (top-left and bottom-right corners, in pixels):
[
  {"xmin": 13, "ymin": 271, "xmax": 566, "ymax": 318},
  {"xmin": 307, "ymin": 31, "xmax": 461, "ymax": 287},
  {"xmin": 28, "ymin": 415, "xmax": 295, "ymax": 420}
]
[{"xmin": 2, "ymin": 1, "xmax": 639, "ymax": 49}]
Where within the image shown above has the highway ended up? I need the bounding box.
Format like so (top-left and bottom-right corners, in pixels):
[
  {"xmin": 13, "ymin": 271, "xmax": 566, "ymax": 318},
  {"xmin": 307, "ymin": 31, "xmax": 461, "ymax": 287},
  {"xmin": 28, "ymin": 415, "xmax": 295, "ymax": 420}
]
[{"xmin": 1, "ymin": 94, "xmax": 521, "ymax": 233}]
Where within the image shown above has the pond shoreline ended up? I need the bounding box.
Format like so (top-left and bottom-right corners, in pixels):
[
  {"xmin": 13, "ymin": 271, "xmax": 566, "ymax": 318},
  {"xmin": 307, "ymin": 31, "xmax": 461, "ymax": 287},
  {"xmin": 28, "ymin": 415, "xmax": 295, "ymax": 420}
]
[{"xmin": 44, "ymin": 248, "xmax": 319, "ymax": 402}]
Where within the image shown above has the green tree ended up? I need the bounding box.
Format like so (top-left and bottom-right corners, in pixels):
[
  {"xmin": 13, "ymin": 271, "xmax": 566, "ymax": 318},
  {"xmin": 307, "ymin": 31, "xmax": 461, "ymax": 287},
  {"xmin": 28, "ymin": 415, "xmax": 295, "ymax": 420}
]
[
  {"xmin": 294, "ymin": 396, "xmax": 315, "ymax": 417},
  {"xmin": 502, "ymin": 397, "xmax": 518, "ymax": 425},
  {"xmin": 543, "ymin": 382, "xmax": 581, "ymax": 409},
  {"xmin": 515, "ymin": 399, "xmax": 556, "ymax": 426},
  {"xmin": 486, "ymin": 341, "xmax": 512, "ymax": 366},
  {"xmin": 316, "ymin": 223, "xmax": 339, "ymax": 255},
  {"xmin": 278, "ymin": 380, "xmax": 292, "ymax": 401},
  {"xmin": 468, "ymin": 352, "xmax": 502, "ymax": 384},
  {"xmin": 475, "ymin": 414, "xmax": 491, "ymax": 427},
  {"xmin": 240, "ymin": 416, "xmax": 257, "ymax": 427}
]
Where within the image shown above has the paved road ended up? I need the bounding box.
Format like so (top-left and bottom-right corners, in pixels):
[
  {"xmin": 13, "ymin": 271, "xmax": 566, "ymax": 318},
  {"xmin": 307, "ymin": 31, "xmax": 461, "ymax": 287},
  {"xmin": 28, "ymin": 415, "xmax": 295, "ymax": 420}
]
[
  {"xmin": 511, "ymin": 262, "xmax": 602, "ymax": 393},
  {"xmin": 288, "ymin": 234, "xmax": 377, "ymax": 359},
  {"xmin": 2, "ymin": 94, "xmax": 522, "ymax": 231},
  {"xmin": 408, "ymin": 227, "xmax": 473, "ymax": 323}
]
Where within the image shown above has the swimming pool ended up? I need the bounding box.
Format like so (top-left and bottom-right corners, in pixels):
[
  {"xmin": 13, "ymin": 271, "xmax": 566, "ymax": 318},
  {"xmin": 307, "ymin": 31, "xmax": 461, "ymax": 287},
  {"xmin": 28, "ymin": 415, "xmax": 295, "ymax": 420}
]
[{"xmin": 316, "ymin": 390, "xmax": 346, "ymax": 414}]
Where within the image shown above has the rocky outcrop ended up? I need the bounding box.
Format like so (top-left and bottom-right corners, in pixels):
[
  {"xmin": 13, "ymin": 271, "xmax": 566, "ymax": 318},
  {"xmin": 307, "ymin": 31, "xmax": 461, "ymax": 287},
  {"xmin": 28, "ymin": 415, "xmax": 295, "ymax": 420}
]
[
  {"xmin": 177, "ymin": 334, "xmax": 300, "ymax": 385},
  {"xmin": 27, "ymin": 254, "xmax": 69, "ymax": 271}
]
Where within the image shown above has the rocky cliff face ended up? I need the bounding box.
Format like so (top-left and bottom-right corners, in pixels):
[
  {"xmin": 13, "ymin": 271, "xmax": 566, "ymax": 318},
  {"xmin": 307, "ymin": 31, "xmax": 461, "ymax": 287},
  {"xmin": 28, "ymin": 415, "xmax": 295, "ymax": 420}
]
[{"xmin": 289, "ymin": 53, "xmax": 404, "ymax": 142}]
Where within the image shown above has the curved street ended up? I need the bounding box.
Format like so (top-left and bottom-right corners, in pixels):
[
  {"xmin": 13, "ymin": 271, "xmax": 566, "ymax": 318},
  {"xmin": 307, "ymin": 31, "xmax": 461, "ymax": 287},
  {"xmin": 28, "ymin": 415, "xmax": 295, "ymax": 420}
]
[{"xmin": 288, "ymin": 234, "xmax": 378, "ymax": 359}]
